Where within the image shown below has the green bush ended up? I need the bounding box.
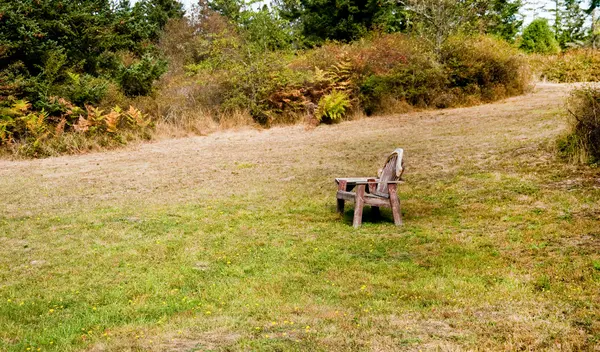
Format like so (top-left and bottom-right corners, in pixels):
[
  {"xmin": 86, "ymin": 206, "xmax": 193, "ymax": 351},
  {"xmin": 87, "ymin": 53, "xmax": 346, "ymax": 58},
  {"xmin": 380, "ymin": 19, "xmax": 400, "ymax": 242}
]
[
  {"xmin": 558, "ymin": 87, "xmax": 600, "ymax": 164},
  {"xmin": 60, "ymin": 73, "xmax": 109, "ymax": 106},
  {"xmin": 118, "ymin": 55, "xmax": 168, "ymax": 96},
  {"xmin": 519, "ymin": 19, "xmax": 561, "ymax": 54}
]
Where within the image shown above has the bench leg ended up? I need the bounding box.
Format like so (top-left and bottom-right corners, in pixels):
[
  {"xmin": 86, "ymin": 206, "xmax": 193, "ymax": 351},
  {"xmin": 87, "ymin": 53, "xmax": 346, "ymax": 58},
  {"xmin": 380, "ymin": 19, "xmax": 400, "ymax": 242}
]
[
  {"xmin": 337, "ymin": 180, "xmax": 347, "ymax": 213},
  {"xmin": 353, "ymin": 185, "xmax": 366, "ymax": 228},
  {"xmin": 388, "ymin": 184, "xmax": 402, "ymax": 226}
]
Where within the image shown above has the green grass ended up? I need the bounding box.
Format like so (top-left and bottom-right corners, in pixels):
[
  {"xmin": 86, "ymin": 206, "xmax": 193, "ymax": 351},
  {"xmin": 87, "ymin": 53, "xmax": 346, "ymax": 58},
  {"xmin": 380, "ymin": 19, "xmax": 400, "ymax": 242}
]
[{"xmin": 1, "ymin": 86, "xmax": 599, "ymax": 351}]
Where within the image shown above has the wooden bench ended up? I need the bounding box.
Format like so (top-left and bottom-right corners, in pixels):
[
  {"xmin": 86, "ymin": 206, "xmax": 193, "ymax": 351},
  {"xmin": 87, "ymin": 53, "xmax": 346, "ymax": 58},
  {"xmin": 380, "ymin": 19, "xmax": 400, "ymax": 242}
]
[{"xmin": 335, "ymin": 149, "xmax": 405, "ymax": 228}]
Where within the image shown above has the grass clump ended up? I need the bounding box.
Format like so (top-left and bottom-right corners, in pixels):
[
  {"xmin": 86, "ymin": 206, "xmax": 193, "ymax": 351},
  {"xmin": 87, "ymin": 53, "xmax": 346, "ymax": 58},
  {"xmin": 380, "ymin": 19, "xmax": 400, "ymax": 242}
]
[{"xmin": 558, "ymin": 87, "xmax": 600, "ymax": 164}]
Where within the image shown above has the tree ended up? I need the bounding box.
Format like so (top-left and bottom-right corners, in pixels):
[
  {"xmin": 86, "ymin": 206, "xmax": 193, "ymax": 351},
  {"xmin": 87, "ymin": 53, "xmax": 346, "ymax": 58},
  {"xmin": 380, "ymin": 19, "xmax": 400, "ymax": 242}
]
[
  {"xmin": 200, "ymin": 0, "xmax": 295, "ymax": 50},
  {"xmin": 276, "ymin": 0, "xmax": 406, "ymax": 45},
  {"xmin": 519, "ymin": 18, "xmax": 561, "ymax": 54},
  {"xmin": 484, "ymin": 0, "xmax": 523, "ymax": 42},
  {"xmin": 403, "ymin": 0, "xmax": 522, "ymax": 52},
  {"xmin": 557, "ymin": 0, "xmax": 587, "ymax": 47},
  {"xmin": 0, "ymin": 0, "xmax": 184, "ymax": 105}
]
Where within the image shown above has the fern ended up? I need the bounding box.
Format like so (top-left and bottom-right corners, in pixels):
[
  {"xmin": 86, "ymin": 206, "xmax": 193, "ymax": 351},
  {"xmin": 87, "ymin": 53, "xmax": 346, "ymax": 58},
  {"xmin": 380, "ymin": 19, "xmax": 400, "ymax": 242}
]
[
  {"xmin": 325, "ymin": 59, "xmax": 355, "ymax": 92},
  {"xmin": 316, "ymin": 90, "xmax": 350, "ymax": 123}
]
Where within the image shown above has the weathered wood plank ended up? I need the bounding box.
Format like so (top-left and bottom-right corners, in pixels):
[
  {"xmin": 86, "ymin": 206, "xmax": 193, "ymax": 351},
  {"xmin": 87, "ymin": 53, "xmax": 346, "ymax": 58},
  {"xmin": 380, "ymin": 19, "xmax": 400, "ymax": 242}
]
[
  {"xmin": 363, "ymin": 196, "xmax": 391, "ymax": 207},
  {"xmin": 337, "ymin": 180, "xmax": 347, "ymax": 213},
  {"xmin": 353, "ymin": 185, "xmax": 366, "ymax": 228},
  {"xmin": 388, "ymin": 183, "xmax": 402, "ymax": 226},
  {"xmin": 336, "ymin": 191, "xmax": 357, "ymax": 201}
]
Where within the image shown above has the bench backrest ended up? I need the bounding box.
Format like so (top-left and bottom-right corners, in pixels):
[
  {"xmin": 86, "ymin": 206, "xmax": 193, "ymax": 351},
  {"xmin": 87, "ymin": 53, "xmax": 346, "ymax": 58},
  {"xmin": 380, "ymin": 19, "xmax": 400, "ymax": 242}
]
[{"xmin": 374, "ymin": 150, "xmax": 404, "ymax": 197}]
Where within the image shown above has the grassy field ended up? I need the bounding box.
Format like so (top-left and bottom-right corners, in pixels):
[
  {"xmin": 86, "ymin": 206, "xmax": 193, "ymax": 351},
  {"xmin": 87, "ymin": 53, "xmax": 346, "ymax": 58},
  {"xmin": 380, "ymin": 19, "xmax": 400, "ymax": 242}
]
[{"xmin": 0, "ymin": 83, "xmax": 599, "ymax": 351}]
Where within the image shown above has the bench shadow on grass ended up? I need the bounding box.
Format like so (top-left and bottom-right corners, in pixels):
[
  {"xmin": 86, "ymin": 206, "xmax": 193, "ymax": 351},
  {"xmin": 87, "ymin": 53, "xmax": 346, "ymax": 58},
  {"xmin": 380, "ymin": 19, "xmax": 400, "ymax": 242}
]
[{"xmin": 340, "ymin": 205, "xmax": 400, "ymax": 227}]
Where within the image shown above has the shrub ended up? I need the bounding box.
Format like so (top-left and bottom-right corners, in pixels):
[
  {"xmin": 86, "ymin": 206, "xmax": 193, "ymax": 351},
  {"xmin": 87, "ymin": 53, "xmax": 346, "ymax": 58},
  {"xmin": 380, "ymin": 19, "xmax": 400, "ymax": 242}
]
[
  {"xmin": 118, "ymin": 54, "xmax": 168, "ymax": 96},
  {"xmin": 558, "ymin": 87, "xmax": 600, "ymax": 164},
  {"xmin": 59, "ymin": 73, "xmax": 109, "ymax": 106},
  {"xmin": 519, "ymin": 19, "xmax": 561, "ymax": 54},
  {"xmin": 442, "ymin": 35, "xmax": 532, "ymax": 102},
  {"xmin": 0, "ymin": 96, "xmax": 152, "ymax": 157},
  {"xmin": 532, "ymin": 49, "xmax": 600, "ymax": 83},
  {"xmin": 316, "ymin": 90, "xmax": 351, "ymax": 123},
  {"xmin": 359, "ymin": 59, "xmax": 447, "ymax": 113}
]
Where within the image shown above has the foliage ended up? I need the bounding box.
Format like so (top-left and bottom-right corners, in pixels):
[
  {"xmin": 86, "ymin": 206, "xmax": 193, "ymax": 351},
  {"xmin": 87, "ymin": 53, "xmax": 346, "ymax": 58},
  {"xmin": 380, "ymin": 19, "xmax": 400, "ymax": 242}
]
[
  {"xmin": 200, "ymin": 0, "xmax": 295, "ymax": 50},
  {"xmin": 441, "ymin": 35, "xmax": 531, "ymax": 102},
  {"xmin": 558, "ymin": 87, "xmax": 600, "ymax": 164},
  {"xmin": 0, "ymin": 96, "xmax": 151, "ymax": 157},
  {"xmin": 0, "ymin": 0, "xmax": 182, "ymax": 110},
  {"xmin": 175, "ymin": 24, "xmax": 531, "ymax": 123},
  {"xmin": 519, "ymin": 18, "xmax": 561, "ymax": 54},
  {"xmin": 118, "ymin": 55, "xmax": 169, "ymax": 96},
  {"xmin": 357, "ymin": 34, "xmax": 530, "ymax": 114},
  {"xmin": 0, "ymin": 0, "xmax": 182, "ymax": 156},
  {"xmin": 553, "ymin": 0, "xmax": 588, "ymax": 48},
  {"xmin": 485, "ymin": 0, "xmax": 524, "ymax": 42},
  {"xmin": 316, "ymin": 90, "xmax": 351, "ymax": 122},
  {"xmin": 532, "ymin": 49, "xmax": 600, "ymax": 82},
  {"xmin": 276, "ymin": 0, "xmax": 406, "ymax": 45},
  {"xmin": 0, "ymin": 0, "xmax": 533, "ymax": 157},
  {"xmin": 404, "ymin": 0, "xmax": 523, "ymax": 51},
  {"xmin": 60, "ymin": 73, "xmax": 110, "ymax": 107}
]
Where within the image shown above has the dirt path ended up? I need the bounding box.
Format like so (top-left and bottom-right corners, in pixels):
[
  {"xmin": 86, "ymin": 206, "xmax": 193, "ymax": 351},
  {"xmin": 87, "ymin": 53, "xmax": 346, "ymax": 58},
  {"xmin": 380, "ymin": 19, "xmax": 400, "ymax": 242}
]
[{"xmin": 0, "ymin": 83, "xmax": 573, "ymax": 216}]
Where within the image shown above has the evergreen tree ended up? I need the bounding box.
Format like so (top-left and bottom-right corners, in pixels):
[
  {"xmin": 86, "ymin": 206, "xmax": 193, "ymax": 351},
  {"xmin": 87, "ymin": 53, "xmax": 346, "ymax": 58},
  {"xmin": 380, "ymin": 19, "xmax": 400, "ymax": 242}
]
[
  {"xmin": 276, "ymin": 0, "xmax": 406, "ymax": 45},
  {"xmin": 519, "ymin": 18, "xmax": 561, "ymax": 54},
  {"xmin": 0, "ymin": 0, "xmax": 183, "ymax": 103},
  {"xmin": 480, "ymin": 0, "xmax": 523, "ymax": 42},
  {"xmin": 559, "ymin": 0, "xmax": 587, "ymax": 47}
]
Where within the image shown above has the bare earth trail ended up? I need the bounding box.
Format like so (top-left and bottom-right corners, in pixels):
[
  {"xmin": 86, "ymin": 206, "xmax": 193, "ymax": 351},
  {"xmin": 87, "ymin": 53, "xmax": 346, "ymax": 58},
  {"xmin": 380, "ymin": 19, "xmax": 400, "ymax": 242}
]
[
  {"xmin": 1, "ymin": 83, "xmax": 600, "ymax": 351},
  {"xmin": 0, "ymin": 83, "xmax": 575, "ymax": 215}
]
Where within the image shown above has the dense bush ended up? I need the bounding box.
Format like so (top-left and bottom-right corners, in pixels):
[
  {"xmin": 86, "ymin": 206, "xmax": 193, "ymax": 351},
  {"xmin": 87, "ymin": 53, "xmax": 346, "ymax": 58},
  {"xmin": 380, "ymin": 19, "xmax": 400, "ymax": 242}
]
[
  {"xmin": 1, "ymin": 1, "xmax": 534, "ymax": 157},
  {"xmin": 118, "ymin": 55, "xmax": 169, "ymax": 96},
  {"xmin": 558, "ymin": 87, "xmax": 600, "ymax": 164},
  {"xmin": 0, "ymin": 0, "xmax": 183, "ymax": 156},
  {"xmin": 165, "ymin": 25, "xmax": 532, "ymax": 123},
  {"xmin": 532, "ymin": 49, "xmax": 600, "ymax": 83},
  {"xmin": 442, "ymin": 35, "xmax": 531, "ymax": 103}
]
